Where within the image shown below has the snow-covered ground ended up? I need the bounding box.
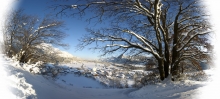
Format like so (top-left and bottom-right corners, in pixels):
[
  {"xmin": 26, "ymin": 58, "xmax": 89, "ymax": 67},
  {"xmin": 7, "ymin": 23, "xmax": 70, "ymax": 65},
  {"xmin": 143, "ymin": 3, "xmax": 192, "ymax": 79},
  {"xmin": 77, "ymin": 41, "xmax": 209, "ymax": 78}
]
[{"xmin": 0, "ymin": 54, "xmax": 215, "ymax": 99}]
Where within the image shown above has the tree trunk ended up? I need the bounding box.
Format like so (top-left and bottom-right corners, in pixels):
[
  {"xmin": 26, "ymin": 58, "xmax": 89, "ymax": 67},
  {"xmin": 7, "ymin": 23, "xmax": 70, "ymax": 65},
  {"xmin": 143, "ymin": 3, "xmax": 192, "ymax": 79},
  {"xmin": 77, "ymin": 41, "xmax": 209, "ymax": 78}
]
[
  {"xmin": 18, "ymin": 50, "xmax": 27, "ymax": 63},
  {"xmin": 171, "ymin": 14, "xmax": 180, "ymax": 80},
  {"xmin": 20, "ymin": 54, "xmax": 26, "ymax": 63},
  {"xmin": 158, "ymin": 59, "xmax": 165, "ymax": 80},
  {"xmin": 164, "ymin": 59, "xmax": 169, "ymax": 78},
  {"xmin": 164, "ymin": 44, "xmax": 170, "ymax": 78},
  {"xmin": 181, "ymin": 63, "xmax": 184, "ymax": 74},
  {"xmin": 172, "ymin": 63, "xmax": 179, "ymax": 75},
  {"xmin": 171, "ymin": 48, "xmax": 180, "ymax": 80}
]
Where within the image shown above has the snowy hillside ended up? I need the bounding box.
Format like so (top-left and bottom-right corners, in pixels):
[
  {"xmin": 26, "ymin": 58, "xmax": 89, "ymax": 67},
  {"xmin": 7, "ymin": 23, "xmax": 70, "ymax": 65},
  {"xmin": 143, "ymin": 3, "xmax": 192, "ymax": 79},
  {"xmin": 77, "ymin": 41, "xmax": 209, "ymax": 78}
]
[
  {"xmin": 37, "ymin": 43, "xmax": 80, "ymax": 63},
  {"xmin": 1, "ymin": 54, "xmax": 218, "ymax": 99},
  {"xmin": 58, "ymin": 50, "xmax": 75, "ymax": 58}
]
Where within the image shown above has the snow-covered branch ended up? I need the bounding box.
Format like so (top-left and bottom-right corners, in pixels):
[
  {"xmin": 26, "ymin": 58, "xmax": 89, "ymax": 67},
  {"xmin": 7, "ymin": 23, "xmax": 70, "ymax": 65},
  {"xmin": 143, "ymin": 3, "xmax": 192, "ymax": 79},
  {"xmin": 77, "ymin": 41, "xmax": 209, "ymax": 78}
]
[
  {"xmin": 122, "ymin": 30, "xmax": 157, "ymax": 53},
  {"xmin": 177, "ymin": 31, "xmax": 211, "ymax": 52},
  {"xmin": 34, "ymin": 23, "xmax": 58, "ymax": 33},
  {"xmin": 134, "ymin": 0, "xmax": 154, "ymax": 17}
]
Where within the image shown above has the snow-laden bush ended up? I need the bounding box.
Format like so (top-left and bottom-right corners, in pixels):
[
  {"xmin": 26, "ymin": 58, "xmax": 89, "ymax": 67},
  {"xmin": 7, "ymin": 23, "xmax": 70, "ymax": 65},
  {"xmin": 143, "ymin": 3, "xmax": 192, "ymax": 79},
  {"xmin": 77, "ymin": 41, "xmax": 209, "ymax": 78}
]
[
  {"xmin": 130, "ymin": 71, "xmax": 160, "ymax": 88},
  {"xmin": 21, "ymin": 61, "xmax": 44, "ymax": 74},
  {"xmin": 185, "ymin": 71, "xmax": 208, "ymax": 81},
  {"xmin": 12, "ymin": 59, "xmax": 62, "ymax": 77},
  {"xmin": 27, "ymin": 61, "xmax": 45, "ymax": 74},
  {"xmin": 31, "ymin": 67, "xmax": 41, "ymax": 74},
  {"xmin": 33, "ymin": 61, "xmax": 44, "ymax": 67},
  {"xmin": 40, "ymin": 63, "xmax": 63, "ymax": 77}
]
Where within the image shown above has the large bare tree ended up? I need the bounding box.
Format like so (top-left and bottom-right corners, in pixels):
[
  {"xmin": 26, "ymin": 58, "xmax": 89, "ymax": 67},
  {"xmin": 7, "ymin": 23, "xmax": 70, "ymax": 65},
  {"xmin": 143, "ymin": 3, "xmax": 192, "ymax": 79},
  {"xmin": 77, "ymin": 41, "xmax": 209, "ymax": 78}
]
[
  {"xmin": 52, "ymin": 0, "xmax": 212, "ymax": 80},
  {"xmin": 3, "ymin": 10, "xmax": 68, "ymax": 63}
]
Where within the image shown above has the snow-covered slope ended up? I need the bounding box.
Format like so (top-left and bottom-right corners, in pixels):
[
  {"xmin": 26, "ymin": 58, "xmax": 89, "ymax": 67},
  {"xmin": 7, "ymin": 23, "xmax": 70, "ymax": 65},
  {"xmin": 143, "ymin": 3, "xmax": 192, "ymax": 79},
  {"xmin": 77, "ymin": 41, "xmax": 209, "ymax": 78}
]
[
  {"xmin": 0, "ymin": 55, "xmax": 37, "ymax": 98},
  {"xmin": 37, "ymin": 43, "xmax": 79, "ymax": 62},
  {"xmin": 58, "ymin": 50, "xmax": 75, "ymax": 58},
  {"xmin": 1, "ymin": 55, "xmax": 217, "ymax": 99}
]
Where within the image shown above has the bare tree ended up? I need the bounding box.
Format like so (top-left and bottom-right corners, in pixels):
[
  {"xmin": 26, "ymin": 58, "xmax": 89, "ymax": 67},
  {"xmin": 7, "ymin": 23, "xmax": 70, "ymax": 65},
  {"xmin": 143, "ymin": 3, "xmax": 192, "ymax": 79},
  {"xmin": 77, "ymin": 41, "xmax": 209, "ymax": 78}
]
[
  {"xmin": 51, "ymin": 0, "xmax": 212, "ymax": 80},
  {"xmin": 3, "ymin": 10, "xmax": 68, "ymax": 63}
]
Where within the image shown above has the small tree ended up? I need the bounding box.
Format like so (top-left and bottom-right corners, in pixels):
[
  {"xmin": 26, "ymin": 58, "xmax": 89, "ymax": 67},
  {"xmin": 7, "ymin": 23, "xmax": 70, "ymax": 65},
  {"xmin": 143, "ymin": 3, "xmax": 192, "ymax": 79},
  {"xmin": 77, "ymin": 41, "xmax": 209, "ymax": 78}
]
[{"xmin": 3, "ymin": 10, "xmax": 68, "ymax": 63}]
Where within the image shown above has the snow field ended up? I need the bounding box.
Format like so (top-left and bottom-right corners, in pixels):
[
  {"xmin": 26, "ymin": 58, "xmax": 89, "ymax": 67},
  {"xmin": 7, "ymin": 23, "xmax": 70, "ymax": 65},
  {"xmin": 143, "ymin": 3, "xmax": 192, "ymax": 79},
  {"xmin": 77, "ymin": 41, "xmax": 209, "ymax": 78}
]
[
  {"xmin": 0, "ymin": 55, "xmax": 216, "ymax": 99},
  {"xmin": 58, "ymin": 62, "xmax": 138, "ymax": 88}
]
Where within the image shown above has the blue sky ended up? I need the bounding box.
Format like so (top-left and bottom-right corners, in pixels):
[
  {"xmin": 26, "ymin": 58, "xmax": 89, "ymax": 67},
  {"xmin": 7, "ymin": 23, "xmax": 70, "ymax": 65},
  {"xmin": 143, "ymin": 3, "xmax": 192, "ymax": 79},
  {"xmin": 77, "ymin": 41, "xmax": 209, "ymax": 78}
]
[{"xmin": 17, "ymin": 0, "xmax": 103, "ymax": 59}]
